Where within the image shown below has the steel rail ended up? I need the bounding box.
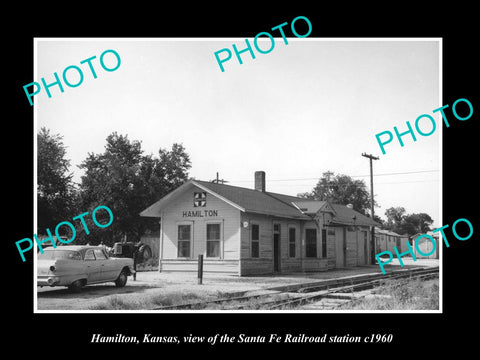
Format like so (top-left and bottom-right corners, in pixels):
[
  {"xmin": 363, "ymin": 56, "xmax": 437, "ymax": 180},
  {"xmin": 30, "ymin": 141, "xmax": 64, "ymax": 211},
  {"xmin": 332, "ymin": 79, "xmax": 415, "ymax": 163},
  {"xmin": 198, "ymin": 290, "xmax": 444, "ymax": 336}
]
[{"xmin": 151, "ymin": 267, "xmax": 439, "ymax": 310}]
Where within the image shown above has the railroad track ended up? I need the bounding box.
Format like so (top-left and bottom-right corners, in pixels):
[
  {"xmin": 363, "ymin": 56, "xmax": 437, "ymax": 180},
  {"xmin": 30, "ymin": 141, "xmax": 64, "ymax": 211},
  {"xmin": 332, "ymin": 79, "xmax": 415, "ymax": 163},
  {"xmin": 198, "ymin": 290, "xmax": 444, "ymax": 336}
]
[
  {"xmin": 272, "ymin": 269, "xmax": 439, "ymax": 310},
  {"xmin": 151, "ymin": 267, "xmax": 439, "ymax": 311}
]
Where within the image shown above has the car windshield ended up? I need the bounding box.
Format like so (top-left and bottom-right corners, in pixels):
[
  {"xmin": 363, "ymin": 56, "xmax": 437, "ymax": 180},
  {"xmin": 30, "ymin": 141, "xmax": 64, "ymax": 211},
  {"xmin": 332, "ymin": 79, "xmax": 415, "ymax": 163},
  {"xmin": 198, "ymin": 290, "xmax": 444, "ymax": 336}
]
[{"xmin": 38, "ymin": 250, "xmax": 82, "ymax": 261}]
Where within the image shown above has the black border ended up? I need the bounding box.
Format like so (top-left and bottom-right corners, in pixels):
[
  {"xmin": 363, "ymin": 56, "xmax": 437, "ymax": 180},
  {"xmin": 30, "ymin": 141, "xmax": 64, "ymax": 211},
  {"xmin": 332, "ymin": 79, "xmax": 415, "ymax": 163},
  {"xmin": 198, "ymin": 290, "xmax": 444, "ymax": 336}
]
[{"xmin": 6, "ymin": 4, "xmax": 478, "ymax": 353}]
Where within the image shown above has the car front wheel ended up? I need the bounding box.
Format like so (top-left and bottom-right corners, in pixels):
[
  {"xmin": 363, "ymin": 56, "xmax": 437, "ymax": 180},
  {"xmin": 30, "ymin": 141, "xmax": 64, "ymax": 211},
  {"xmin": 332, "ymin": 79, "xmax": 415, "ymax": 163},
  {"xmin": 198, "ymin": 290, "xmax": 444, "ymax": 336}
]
[{"xmin": 115, "ymin": 270, "xmax": 128, "ymax": 287}]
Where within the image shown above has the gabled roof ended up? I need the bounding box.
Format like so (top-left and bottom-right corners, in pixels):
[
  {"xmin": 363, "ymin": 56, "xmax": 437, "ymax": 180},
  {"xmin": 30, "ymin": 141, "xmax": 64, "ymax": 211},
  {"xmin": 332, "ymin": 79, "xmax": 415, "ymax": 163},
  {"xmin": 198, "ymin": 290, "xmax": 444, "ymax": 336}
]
[
  {"xmin": 375, "ymin": 228, "xmax": 402, "ymax": 237},
  {"xmin": 140, "ymin": 179, "xmax": 379, "ymax": 226},
  {"xmin": 291, "ymin": 200, "xmax": 337, "ymax": 216},
  {"xmin": 191, "ymin": 180, "xmax": 310, "ymax": 219},
  {"xmin": 329, "ymin": 204, "xmax": 378, "ymax": 227},
  {"xmin": 140, "ymin": 181, "xmax": 203, "ymax": 217},
  {"xmin": 375, "ymin": 228, "xmax": 410, "ymax": 237},
  {"xmin": 411, "ymin": 231, "xmax": 439, "ymax": 239}
]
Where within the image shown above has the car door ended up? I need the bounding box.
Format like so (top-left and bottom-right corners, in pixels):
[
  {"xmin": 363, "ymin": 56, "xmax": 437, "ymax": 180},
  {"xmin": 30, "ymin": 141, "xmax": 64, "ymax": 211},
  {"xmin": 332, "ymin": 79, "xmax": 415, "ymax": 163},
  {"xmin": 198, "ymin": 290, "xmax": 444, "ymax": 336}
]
[
  {"xmin": 84, "ymin": 249, "xmax": 104, "ymax": 283},
  {"xmin": 94, "ymin": 248, "xmax": 118, "ymax": 281}
]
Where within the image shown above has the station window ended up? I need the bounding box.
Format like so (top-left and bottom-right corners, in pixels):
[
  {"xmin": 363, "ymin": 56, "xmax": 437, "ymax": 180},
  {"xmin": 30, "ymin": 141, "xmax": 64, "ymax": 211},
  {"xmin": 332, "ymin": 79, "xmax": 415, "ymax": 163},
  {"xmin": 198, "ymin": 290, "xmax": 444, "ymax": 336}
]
[
  {"xmin": 177, "ymin": 224, "xmax": 191, "ymax": 258},
  {"xmin": 305, "ymin": 228, "xmax": 317, "ymax": 258},
  {"xmin": 251, "ymin": 224, "xmax": 259, "ymax": 258},
  {"xmin": 289, "ymin": 227, "xmax": 296, "ymax": 258},
  {"xmin": 206, "ymin": 223, "xmax": 221, "ymax": 258}
]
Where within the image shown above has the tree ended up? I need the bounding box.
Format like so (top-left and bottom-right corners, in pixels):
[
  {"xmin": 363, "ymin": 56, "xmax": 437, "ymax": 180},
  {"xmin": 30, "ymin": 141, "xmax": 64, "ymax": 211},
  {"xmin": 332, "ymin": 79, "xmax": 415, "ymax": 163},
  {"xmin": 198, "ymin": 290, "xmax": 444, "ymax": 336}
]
[
  {"xmin": 37, "ymin": 127, "xmax": 76, "ymax": 231},
  {"xmin": 77, "ymin": 132, "xmax": 191, "ymax": 245},
  {"xmin": 401, "ymin": 213, "xmax": 434, "ymax": 234},
  {"xmin": 383, "ymin": 207, "xmax": 433, "ymax": 235},
  {"xmin": 298, "ymin": 171, "xmax": 372, "ymax": 215},
  {"xmin": 372, "ymin": 214, "xmax": 385, "ymax": 226},
  {"xmin": 384, "ymin": 206, "xmax": 406, "ymax": 231}
]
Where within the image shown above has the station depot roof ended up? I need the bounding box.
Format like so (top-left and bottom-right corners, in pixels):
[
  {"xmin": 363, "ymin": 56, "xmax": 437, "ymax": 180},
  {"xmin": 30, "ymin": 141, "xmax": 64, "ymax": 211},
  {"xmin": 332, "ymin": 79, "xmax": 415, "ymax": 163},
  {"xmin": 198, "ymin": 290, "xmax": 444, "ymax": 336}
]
[
  {"xmin": 374, "ymin": 228, "xmax": 405, "ymax": 237},
  {"xmin": 140, "ymin": 180, "xmax": 379, "ymax": 227}
]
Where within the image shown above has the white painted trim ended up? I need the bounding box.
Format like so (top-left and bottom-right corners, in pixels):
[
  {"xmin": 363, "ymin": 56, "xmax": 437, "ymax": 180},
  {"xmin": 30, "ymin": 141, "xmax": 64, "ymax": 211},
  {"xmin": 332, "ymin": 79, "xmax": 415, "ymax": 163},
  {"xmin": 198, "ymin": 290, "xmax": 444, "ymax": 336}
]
[{"xmin": 140, "ymin": 181, "xmax": 193, "ymax": 217}]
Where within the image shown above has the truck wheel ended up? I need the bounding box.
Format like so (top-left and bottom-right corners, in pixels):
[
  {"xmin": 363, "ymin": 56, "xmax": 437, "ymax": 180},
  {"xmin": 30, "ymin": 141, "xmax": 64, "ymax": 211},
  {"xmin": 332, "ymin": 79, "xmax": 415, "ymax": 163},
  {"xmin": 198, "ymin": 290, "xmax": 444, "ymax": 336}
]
[
  {"xmin": 68, "ymin": 280, "xmax": 84, "ymax": 292},
  {"xmin": 115, "ymin": 270, "xmax": 128, "ymax": 287}
]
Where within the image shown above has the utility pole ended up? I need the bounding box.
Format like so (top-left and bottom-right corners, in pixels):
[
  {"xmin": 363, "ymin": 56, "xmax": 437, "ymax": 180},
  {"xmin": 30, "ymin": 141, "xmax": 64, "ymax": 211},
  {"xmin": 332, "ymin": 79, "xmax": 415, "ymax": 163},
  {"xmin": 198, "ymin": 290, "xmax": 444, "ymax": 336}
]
[
  {"xmin": 362, "ymin": 152, "xmax": 379, "ymax": 265},
  {"xmin": 324, "ymin": 170, "xmax": 334, "ymax": 182}
]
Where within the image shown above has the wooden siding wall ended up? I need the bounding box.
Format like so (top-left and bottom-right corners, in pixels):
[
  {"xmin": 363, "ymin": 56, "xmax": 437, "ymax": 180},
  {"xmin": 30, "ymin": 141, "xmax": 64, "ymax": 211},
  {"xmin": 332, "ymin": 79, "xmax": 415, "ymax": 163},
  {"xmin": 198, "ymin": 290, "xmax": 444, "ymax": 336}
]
[
  {"xmin": 364, "ymin": 227, "xmax": 372, "ymax": 265},
  {"xmin": 159, "ymin": 188, "xmax": 241, "ymax": 274},
  {"xmin": 375, "ymin": 234, "xmax": 397, "ymax": 253},
  {"xmin": 337, "ymin": 226, "xmax": 371, "ymax": 268},
  {"xmin": 398, "ymin": 237, "xmax": 411, "ymax": 254},
  {"xmin": 413, "ymin": 236, "xmax": 439, "ymax": 259},
  {"xmin": 239, "ymin": 213, "xmax": 291, "ymax": 275},
  {"xmin": 160, "ymin": 259, "xmax": 239, "ymax": 274},
  {"xmin": 376, "ymin": 235, "xmax": 439, "ymax": 259},
  {"xmin": 345, "ymin": 228, "xmax": 357, "ymax": 267},
  {"xmin": 327, "ymin": 229, "xmax": 336, "ymax": 268},
  {"xmin": 239, "ymin": 213, "xmax": 339, "ymax": 275},
  {"xmin": 375, "ymin": 234, "xmax": 411, "ymax": 256}
]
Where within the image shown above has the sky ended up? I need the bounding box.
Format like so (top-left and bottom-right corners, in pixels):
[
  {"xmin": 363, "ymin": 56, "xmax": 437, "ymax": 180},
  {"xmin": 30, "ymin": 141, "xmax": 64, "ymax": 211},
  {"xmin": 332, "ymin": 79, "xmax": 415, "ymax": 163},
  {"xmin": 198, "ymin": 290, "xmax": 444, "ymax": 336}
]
[{"xmin": 35, "ymin": 38, "xmax": 441, "ymax": 227}]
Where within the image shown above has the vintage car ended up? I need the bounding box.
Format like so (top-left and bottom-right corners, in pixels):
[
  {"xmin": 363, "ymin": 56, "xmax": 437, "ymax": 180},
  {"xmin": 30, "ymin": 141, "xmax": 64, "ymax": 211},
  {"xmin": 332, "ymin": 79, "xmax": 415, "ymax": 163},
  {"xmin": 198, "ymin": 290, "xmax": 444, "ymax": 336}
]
[{"xmin": 37, "ymin": 245, "xmax": 135, "ymax": 292}]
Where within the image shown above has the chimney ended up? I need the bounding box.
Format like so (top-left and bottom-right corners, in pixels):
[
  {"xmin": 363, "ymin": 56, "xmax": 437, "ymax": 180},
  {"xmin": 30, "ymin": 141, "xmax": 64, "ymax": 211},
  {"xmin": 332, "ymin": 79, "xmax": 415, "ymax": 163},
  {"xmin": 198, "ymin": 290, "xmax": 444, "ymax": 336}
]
[{"xmin": 254, "ymin": 171, "xmax": 266, "ymax": 192}]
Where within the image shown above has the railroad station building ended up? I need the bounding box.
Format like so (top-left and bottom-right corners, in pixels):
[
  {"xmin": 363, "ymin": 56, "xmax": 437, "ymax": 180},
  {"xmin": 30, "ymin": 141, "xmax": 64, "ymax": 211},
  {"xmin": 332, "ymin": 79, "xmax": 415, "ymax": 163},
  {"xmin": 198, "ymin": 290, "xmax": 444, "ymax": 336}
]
[
  {"xmin": 140, "ymin": 171, "xmax": 378, "ymax": 276},
  {"xmin": 411, "ymin": 231, "xmax": 439, "ymax": 259},
  {"xmin": 374, "ymin": 228, "xmax": 410, "ymax": 254},
  {"xmin": 374, "ymin": 228, "xmax": 438, "ymax": 259}
]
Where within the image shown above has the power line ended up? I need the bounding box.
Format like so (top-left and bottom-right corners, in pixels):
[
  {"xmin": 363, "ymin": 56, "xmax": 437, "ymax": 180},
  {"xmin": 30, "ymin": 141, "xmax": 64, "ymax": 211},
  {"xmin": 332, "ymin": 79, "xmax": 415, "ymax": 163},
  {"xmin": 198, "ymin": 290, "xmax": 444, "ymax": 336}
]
[
  {"xmin": 230, "ymin": 169, "xmax": 439, "ymax": 183},
  {"xmin": 252, "ymin": 179, "xmax": 439, "ymax": 188},
  {"xmin": 356, "ymin": 169, "xmax": 439, "ymax": 178},
  {"xmin": 375, "ymin": 179, "xmax": 439, "ymax": 185}
]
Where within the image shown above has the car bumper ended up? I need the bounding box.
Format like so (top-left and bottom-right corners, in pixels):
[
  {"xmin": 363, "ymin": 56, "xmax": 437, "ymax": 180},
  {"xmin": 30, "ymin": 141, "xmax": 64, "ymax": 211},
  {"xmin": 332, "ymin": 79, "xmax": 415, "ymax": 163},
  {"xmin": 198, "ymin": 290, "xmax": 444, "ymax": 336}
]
[{"xmin": 37, "ymin": 276, "xmax": 61, "ymax": 287}]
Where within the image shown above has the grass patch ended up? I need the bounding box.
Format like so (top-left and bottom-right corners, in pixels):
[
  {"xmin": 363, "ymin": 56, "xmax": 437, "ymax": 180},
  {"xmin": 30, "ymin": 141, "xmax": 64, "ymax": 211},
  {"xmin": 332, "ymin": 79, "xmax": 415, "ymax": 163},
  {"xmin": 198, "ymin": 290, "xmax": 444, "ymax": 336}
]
[
  {"xmin": 150, "ymin": 292, "xmax": 205, "ymax": 307},
  {"xmin": 88, "ymin": 278, "xmax": 439, "ymax": 311},
  {"xmin": 89, "ymin": 291, "xmax": 213, "ymax": 310},
  {"xmin": 89, "ymin": 295, "xmax": 142, "ymax": 310},
  {"xmin": 339, "ymin": 277, "xmax": 439, "ymax": 310}
]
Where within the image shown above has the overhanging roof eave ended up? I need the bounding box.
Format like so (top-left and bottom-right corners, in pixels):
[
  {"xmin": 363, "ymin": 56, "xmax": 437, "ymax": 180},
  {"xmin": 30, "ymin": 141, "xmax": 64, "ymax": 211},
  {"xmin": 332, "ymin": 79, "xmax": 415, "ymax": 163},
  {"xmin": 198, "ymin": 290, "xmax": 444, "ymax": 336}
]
[{"xmin": 244, "ymin": 210, "xmax": 311, "ymax": 220}]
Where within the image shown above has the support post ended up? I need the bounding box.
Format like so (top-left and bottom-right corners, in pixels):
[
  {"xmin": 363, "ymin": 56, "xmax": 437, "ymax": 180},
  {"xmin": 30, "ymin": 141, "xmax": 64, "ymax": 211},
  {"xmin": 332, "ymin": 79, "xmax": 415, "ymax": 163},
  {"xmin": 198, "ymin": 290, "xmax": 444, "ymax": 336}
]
[{"xmin": 198, "ymin": 254, "xmax": 204, "ymax": 285}]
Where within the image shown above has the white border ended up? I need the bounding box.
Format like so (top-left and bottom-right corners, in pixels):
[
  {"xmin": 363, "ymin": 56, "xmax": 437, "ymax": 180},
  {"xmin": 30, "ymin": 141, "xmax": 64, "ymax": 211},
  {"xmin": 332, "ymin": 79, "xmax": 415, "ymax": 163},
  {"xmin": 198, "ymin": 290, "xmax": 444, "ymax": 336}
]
[{"xmin": 33, "ymin": 38, "xmax": 39, "ymax": 312}]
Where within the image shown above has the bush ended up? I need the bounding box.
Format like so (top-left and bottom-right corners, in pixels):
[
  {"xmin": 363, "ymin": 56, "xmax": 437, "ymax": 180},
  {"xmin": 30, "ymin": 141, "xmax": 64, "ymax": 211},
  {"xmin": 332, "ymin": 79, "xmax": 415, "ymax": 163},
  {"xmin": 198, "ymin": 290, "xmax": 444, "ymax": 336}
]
[{"xmin": 341, "ymin": 278, "xmax": 439, "ymax": 310}]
